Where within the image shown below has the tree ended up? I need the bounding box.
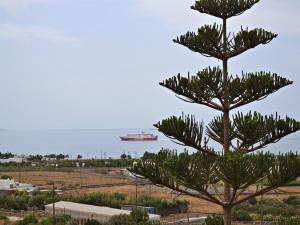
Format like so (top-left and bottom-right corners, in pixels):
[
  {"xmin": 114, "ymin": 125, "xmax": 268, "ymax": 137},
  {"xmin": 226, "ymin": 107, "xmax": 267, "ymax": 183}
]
[
  {"xmin": 129, "ymin": 1, "xmax": 300, "ymax": 225},
  {"xmin": 142, "ymin": 152, "xmax": 156, "ymax": 160},
  {"xmin": 84, "ymin": 219, "xmax": 101, "ymax": 225}
]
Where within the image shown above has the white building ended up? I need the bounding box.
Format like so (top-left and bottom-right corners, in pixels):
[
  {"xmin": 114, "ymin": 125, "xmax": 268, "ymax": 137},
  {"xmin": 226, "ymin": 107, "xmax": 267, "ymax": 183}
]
[
  {"xmin": 0, "ymin": 179, "xmax": 15, "ymax": 190},
  {"xmin": 0, "ymin": 156, "xmax": 27, "ymax": 163},
  {"xmin": 45, "ymin": 201, "xmax": 160, "ymax": 223},
  {"xmin": 0, "ymin": 179, "xmax": 38, "ymax": 194}
]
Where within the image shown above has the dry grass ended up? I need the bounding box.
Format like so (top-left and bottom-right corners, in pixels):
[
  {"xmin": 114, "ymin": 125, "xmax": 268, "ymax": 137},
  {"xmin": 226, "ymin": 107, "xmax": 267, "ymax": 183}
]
[
  {"xmin": 0, "ymin": 170, "xmax": 129, "ymax": 189},
  {"xmin": 1, "ymin": 169, "xmax": 300, "ymax": 221}
]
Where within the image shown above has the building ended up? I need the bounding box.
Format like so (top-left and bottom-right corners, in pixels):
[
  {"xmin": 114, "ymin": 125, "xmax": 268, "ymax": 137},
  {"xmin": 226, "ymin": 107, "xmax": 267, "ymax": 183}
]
[
  {"xmin": 0, "ymin": 179, "xmax": 38, "ymax": 195},
  {"xmin": 45, "ymin": 201, "xmax": 160, "ymax": 223},
  {"xmin": 0, "ymin": 156, "xmax": 27, "ymax": 163}
]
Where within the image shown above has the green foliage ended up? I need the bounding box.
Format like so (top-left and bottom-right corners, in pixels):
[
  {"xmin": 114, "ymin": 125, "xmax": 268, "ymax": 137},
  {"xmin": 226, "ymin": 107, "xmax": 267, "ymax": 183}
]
[
  {"xmin": 0, "ymin": 152, "xmax": 14, "ymax": 159},
  {"xmin": 130, "ymin": 150, "xmax": 300, "ymax": 196},
  {"xmin": 205, "ymin": 214, "xmax": 224, "ymax": 225},
  {"xmin": 0, "ymin": 190, "xmax": 59, "ymax": 211},
  {"xmin": 0, "ymin": 194, "xmax": 30, "ymax": 210},
  {"xmin": 154, "ymin": 114, "xmax": 215, "ymax": 155},
  {"xmin": 232, "ymin": 210, "xmax": 252, "ymax": 221},
  {"xmin": 16, "ymin": 215, "xmax": 73, "ymax": 225},
  {"xmin": 248, "ymin": 198, "xmax": 257, "ymax": 205},
  {"xmin": 192, "ymin": 0, "xmax": 260, "ymax": 19},
  {"xmin": 283, "ymin": 196, "xmax": 300, "ymax": 207},
  {"xmin": 160, "ymin": 69, "xmax": 292, "ymax": 112},
  {"xmin": 234, "ymin": 198, "xmax": 300, "ymax": 217},
  {"xmin": 142, "ymin": 152, "xmax": 156, "ymax": 160},
  {"xmin": 84, "ymin": 219, "xmax": 101, "ymax": 225},
  {"xmin": 215, "ymin": 151, "xmax": 273, "ymax": 189},
  {"xmin": 130, "ymin": 0, "xmax": 300, "ymax": 224},
  {"xmin": 278, "ymin": 217, "xmax": 300, "ymax": 225},
  {"xmin": 228, "ymin": 72, "xmax": 292, "ymax": 109},
  {"xmin": 233, "ymin": 112, "xmax": 300, "ymax": 150},
  {"xmin": 160, "ymin": 67, "xmax": 224, "ymax": 110},
  {"xmin": 129, "ymin": 195, "xmax": 188, "ymax": 211},
  {"xmin": 108, "ymin": 214, "xmax": 135, "ymax": 225},
  {"xmin": 174, "ymin": 25, "xmax": 277, "ymax": 60},
  {"xmin": 16, "ymin": 214, "xmax": 38, "ymax": 225},
  {"xmin": 108, "ymin": 209, "xmax": 159, "ymax": 225},
  {"xmin": 68, "ymin": 192, "xmax": 126, "ymax": 208},
  {"xmin": 0, "ymin": 190, "xmax": 184, "ymax": 216},
  {"xmin": 207, "ymin": 112, "xmax": 300, "ymax": 150},
  {"xmin": 0, "ymin": 174, "xmax": 13, "ymax": 179},
  {"xmin": 174, "ymin": 24, "xmax": 224, "ymax": 59},
  {"xmin": 130, "ymin": 208, "xmax": 149, "ymax": 224},
  {"xmin": 39, "ymin": 215, "xmax": 72, "ymax": 225},
  {"xmin": 281, "ymin": 181, "xmax": 300, "ymax": 187}
]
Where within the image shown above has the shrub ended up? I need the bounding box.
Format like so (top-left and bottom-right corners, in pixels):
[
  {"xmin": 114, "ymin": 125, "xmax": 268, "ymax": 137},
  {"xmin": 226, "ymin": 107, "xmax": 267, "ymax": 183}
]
[
  {"xmin": 16, "ymin": 214, "xmax": 38, "ymax": 225},
  {"xmin": 0, "ymin": 174, "xmax": 12, "ymax": 179},
  {"xmin": 68, "ymin": 192, "xmax": 126, "ymax": 208},
  {"xmin": 248, "ymin": 198, "xmax": 257, "ymax": 205},
  {"xmin": 130, "ymin": 195, "xmax": 188, "ymax": 211},
  {"xmin": 232, "ymin": 210, "xmax": 252, "ymax": 221},
  {"xmin": 39, "ymin": 215, "xmax": 72, "ymax": 225},
  {"xmin": 205, "ymin": 215, "xmax": 224, "ymax": 225},
  {"xmin": 283, "ymin": 196, "xmax": 300, "ymax": 207},
  {"xmin": 130, "ymin": 208, "xmax": 149, "ymax": 224},
  {"xmin": 108, "ymin": 214, "xmax": 135, "ymax": 225},
  {"xmin": 278, "ymin": 216, "xmax": 300, "ymax": 225},
  {"xmin": 84, "ymin": 219, "xmax": 101, "ymax": 225}
]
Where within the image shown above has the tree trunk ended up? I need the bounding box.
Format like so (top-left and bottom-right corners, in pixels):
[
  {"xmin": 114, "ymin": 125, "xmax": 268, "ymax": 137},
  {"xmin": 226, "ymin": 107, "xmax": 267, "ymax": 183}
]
[
  {"xmin": 222, "ymin": 17, "xmax": 232, "ymax": 225},
  {"xmin": 224, "ymin": 206, "xmax": 232, "ymax": 225}
]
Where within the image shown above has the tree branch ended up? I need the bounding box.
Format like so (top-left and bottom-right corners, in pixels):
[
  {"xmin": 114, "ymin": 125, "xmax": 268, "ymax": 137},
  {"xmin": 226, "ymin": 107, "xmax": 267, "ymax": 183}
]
[
  {"xmin": 232, "ymin": 186, "xmax": 275, "ymax": 206},
  {"xmin": 175, "ymin": 95, "xmax": 224, "ymax": 111},
  {"xmin": 212, "ymin": 183, "xmax": 224, "ymax": 202}
]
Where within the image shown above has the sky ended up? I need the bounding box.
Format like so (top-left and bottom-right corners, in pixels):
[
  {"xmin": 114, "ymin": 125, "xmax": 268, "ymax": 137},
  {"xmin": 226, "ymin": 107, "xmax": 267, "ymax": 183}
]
[{"xmin": 0, "ymin": 0, "xmax": 299, "ymax": 130}]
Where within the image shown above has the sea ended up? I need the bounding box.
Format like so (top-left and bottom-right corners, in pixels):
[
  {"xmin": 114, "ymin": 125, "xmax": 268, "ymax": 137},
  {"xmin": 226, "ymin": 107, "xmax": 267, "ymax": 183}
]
[{"xmin": 0, "ymin": 128, "xmax": 299, "ymax": 159}]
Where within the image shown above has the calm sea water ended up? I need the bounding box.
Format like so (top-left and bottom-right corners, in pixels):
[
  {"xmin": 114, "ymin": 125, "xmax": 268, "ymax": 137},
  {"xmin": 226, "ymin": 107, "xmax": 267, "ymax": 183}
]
[{"xmin": 0, "ymin": 129, "xmax": 299, "ymax": 159}]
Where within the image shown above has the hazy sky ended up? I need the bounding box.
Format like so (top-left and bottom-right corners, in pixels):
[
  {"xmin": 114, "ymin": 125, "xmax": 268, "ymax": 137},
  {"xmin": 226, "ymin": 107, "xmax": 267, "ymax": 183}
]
[{"xmin": 0, "ymin": 0, "xmax": 299, "ymax": 129}]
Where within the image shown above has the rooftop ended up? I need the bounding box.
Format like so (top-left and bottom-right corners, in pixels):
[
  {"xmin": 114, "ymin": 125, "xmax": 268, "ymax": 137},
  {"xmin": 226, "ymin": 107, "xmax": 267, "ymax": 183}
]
[{"xmin": 45, "ymin": 201, "xmax": 160, "ymax": 220}]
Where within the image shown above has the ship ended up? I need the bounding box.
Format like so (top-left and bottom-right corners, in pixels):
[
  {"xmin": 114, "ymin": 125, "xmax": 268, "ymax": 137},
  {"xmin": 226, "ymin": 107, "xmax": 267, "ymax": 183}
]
[{"xmin": 120, "ymin": 132, "xmax": 158, "ymax": 141}]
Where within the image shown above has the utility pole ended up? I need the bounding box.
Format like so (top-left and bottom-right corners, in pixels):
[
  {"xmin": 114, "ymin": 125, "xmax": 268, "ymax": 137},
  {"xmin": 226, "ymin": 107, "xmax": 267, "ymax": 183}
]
[
  {"xmin": 135, "ymin": 177, "xmax": 138, "ymax": 209},
  {"xmin": 18, "ymin": 163, "xmax": 21, "ymax": 183},
  {"xmin": 52, "ymin": 181, "xmax": 56, "ymax": 225}
]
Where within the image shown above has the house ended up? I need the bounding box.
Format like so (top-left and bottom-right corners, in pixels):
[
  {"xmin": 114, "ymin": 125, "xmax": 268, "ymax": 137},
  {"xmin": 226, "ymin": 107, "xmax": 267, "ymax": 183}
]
[
  {"xmin": 0, "ymin": 156, "xmax": 27, "ymax": 164},
  {"xmin": 45, "ymin": 201, "xmax": 160, "ymax": 223},
  {"xmin": 0, "ymin": 179, "xmax": 38, "ymax": 195}
]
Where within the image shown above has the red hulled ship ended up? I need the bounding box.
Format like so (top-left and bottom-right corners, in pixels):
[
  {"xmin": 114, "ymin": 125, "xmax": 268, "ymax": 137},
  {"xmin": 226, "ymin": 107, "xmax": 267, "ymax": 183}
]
[{"xmin": 120, "ymin": 132, "xmax": 158, "ymax": 141}]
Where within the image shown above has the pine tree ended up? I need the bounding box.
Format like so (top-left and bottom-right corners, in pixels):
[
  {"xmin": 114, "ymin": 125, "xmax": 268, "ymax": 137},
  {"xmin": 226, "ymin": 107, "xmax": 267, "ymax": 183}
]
[{"xmin": 130, "ymin": 1, "xmax": 300, "ymax": 224}]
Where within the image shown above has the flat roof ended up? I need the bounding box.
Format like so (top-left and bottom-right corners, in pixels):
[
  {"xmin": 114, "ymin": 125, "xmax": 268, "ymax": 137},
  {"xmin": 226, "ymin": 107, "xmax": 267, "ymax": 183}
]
[{"xmin": 45, "ymin": 201, "xmax": 160, "ymax": 219}]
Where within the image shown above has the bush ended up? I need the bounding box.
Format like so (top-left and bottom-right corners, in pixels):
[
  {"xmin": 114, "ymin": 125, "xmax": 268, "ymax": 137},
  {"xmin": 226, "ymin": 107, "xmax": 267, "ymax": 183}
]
[
  {"xmin": 278, "ymin": 216, "xmax": 300, "ymax": 225},
  {"xmin": 232, "ymin": 210, "xmax": 252, "ymax": 221},
  {"xmin": 39, "ymin": 215, "xmax": 72, "ymax": 225},
  {"xmin": 130, "ymin": 208, "xmax": 149, "ymax": 224},
  {"xmin": 16, "ymin": 214, "xmax": 38, "ymax": 225},
  {"xmin": 130, "ymin": 195, "xmax": 188, "ymax": 210},
  {"xmin": 248, "ymin": 198, "xmax": 257, "ymax": 205},
  {"xmin": 108, "ymin": 214, "xmax": 135, "ymax": 225},
  {"xmin": 0, "ymin": 174, "xmax": 13, "ymax": 179},
  {"xmin": 205, "ymin": 215, "xmax": 224, "ymax": 225},
  {"xmin": 234, "ymin": 198, "xmax": 300, "ymax": 217},
  {"xmin": 68, "ymin": 192, "xmax": 126, "ymax": 208},
  {"xmin": 84, "ymin": 219, "xmax": 101, "ymax": 225},
  {"xmin": 283, "ymin": 196, "xmax": 300, "ymax": 207}
]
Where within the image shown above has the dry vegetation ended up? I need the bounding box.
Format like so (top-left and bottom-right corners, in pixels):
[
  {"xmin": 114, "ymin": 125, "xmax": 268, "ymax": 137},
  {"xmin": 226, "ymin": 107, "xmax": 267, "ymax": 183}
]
[{"xmin": 1, "ymin": 169, "xmax": 300, "ymax": 221}]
